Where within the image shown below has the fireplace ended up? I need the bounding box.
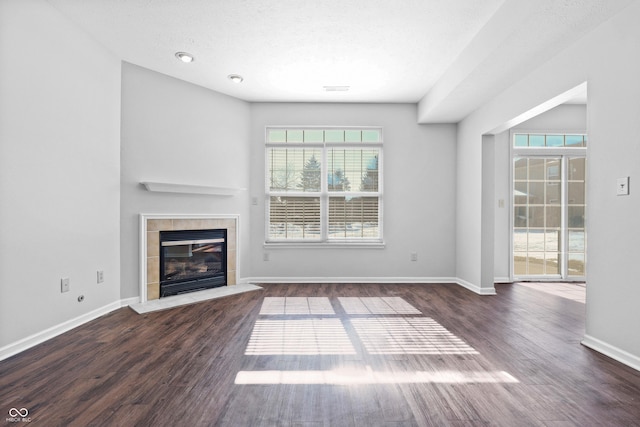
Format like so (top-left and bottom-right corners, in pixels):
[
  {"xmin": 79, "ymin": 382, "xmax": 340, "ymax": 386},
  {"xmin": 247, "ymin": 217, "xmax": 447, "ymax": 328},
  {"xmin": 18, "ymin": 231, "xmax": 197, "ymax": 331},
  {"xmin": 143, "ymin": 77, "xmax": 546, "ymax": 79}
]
[
  {"xmin": 141, "ymin": 215, "xmax": 238, "ymax": 301},
  {"xmin": 159, "ymin": 229, "xmax": 227, "ymax": 297}
]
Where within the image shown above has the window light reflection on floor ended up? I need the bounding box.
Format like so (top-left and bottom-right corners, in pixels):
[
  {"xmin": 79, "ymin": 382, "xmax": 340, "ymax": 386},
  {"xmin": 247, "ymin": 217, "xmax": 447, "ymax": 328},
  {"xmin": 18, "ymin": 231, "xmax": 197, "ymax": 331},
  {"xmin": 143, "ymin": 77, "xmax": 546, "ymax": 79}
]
[
  {"xmin": 338, "ymin": 297, "xmax": 422, "ymax": 315},
  {"xmin": 234, "ymin": 368, "xmax": 519, "ymax": 385},
  {"xmin": 245, "ymin": 319, "xmax": 356, "ymax": 355},
  {"xmin": 351, "ymin": 317, "xmax": 479, "ymax": 355},
  {"xmin": 517, "ymin": 282, "xmax": 586, "ymax": 303},
  {"xmin": 239, "ymin": 296, "xmax": 517, "ymax": 387},
  {"xmin": 259, "ymin": 297, "xmax": 336, "ymax": 315}
]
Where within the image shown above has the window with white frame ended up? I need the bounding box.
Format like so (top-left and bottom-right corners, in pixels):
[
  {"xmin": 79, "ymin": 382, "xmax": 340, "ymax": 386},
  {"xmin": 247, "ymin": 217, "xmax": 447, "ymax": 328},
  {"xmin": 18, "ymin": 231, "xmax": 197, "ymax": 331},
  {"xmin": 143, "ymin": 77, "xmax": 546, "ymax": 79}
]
[{"xmin": 265, "ymin": 127, "xmax": 383, "ymax": 244}]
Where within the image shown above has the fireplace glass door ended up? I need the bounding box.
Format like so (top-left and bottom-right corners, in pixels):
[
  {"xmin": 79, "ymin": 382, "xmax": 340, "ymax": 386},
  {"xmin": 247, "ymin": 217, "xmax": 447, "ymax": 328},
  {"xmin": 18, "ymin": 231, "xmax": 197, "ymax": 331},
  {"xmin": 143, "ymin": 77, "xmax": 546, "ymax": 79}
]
[{"xmin": 159, "ymin": 229, "xmax": 226, "ymax": 297}]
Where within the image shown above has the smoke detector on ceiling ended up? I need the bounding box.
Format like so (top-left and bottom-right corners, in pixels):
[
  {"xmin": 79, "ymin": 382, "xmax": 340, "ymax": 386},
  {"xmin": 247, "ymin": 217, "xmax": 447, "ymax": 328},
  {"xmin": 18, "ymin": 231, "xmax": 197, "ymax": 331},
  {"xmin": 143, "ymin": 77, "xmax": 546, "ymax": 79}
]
[{"xmin": 323, "ymin": 86, "xmax": 350, "ymax": 92}]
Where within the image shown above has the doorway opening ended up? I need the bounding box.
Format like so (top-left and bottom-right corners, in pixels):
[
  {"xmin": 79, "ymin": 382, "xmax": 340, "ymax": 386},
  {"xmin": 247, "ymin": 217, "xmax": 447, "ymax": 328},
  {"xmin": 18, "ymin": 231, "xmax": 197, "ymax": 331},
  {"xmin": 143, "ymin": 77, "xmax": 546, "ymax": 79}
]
[{"xmin": 512, "ymin": 133, "xmax": 586, "ymax": 281}]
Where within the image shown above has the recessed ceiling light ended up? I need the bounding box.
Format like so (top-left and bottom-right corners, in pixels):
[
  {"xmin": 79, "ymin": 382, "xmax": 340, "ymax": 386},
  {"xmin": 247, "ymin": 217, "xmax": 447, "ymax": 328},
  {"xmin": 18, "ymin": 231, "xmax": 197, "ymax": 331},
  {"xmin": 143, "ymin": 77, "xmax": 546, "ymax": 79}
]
[
  {"xmin": 228, "ymin": 74, "xmax": 244, "ymax": 83},
  {"xmin": 175, "ymin": 52, "xmax": 195, "ymax": 63}
]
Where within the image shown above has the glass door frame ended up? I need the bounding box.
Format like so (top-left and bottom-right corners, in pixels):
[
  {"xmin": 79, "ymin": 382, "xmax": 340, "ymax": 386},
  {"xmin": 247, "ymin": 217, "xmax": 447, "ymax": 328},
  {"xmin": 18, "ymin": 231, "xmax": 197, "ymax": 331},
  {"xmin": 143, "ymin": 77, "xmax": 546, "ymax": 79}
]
[{"xmin": 510, "ymin": 132, "xmax": 587, "ymax": 282}]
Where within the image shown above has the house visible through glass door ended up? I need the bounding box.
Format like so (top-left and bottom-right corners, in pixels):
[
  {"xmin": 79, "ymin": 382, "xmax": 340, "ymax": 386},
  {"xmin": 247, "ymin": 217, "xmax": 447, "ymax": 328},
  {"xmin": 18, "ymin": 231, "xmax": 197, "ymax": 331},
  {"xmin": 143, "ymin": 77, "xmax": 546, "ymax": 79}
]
[{"xmin": 512, "ymin": 133, "xmax": 586, "ymax": 280}]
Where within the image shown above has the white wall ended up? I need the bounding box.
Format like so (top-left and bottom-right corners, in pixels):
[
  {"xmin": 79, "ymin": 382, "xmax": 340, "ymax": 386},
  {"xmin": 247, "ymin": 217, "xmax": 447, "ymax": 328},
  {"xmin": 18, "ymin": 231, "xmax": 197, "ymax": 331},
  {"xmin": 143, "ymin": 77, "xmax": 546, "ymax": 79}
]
[
  {"xmin": 0, "ymin": 1, "xmax": 121, "ymax": 348},
  {"xmin": 511, "ymin": 104, "xmax": 587, "ymax": 134},
  {"xmin": 120, "ymin": 63, "xmax": 251, "ymax": 298},
  {"xmin": 493, "ymin": 130, "xmax": 511, "ymax": 281},
  {"xmin": 249, "ymin": 103, "xmax": 457, "ymax": 281},
  {"xmin": 494, "ymin": 105, "xmax": 587, "ymax": 280},
  {"xmin": 457, "ymin": 2, "xmax": 640, "ymax": 367},
  {"xmin": 481, "ymin": 135, "xmax": 495, "ymax": 291}
]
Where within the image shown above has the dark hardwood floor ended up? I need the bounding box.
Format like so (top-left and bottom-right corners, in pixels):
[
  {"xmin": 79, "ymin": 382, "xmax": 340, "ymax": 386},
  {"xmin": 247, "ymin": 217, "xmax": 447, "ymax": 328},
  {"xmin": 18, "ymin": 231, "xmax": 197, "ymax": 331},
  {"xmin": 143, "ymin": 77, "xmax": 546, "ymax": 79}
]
[{"xmin": 2, "ymin": 283, "xmax": 640, "ymax": 426}]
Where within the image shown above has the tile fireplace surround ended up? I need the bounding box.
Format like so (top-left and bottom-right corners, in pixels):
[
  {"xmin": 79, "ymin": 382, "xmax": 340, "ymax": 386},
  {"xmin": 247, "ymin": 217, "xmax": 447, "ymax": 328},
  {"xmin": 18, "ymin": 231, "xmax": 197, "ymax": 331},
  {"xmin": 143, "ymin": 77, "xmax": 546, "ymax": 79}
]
[{"xmin": 140, "ymin": 214, "xmax": 238, "ymax": 303}]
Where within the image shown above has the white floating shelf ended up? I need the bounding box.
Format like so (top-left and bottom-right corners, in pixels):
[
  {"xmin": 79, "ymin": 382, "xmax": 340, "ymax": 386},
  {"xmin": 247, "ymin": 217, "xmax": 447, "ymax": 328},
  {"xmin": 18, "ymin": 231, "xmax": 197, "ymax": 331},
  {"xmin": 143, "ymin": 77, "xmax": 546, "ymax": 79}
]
[{"xmin": 141, "ymin": 182, "xmax": 245, "ymax": 196}]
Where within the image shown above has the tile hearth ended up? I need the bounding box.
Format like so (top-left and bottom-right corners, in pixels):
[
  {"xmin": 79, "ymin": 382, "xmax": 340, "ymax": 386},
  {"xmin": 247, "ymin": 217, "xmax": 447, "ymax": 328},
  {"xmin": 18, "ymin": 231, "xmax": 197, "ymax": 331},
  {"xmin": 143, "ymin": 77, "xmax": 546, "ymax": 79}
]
[{"xmin": 129, "ymin": 283, "xmax": 262, "ymax": 314}]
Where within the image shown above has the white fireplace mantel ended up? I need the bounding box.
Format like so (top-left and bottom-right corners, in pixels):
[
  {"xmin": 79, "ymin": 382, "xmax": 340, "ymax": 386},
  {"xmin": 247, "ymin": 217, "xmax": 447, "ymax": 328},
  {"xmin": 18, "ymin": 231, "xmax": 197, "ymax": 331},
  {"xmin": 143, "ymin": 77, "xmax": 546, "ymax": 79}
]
[{"xmin": 141, "ymin": 181, "xmax": 246, "ymax": 196}]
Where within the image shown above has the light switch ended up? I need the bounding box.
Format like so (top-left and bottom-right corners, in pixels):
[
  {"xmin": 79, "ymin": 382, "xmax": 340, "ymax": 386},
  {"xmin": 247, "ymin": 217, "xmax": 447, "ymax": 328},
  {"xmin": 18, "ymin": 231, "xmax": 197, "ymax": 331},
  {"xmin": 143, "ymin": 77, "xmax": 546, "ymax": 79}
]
[
  {"xmin": 617, "ymin": 177, "xmax": 630, "ymax": 196},
  {"xmin": 61, "ymin": 277, "xmax": 70, "ymax": 293}
]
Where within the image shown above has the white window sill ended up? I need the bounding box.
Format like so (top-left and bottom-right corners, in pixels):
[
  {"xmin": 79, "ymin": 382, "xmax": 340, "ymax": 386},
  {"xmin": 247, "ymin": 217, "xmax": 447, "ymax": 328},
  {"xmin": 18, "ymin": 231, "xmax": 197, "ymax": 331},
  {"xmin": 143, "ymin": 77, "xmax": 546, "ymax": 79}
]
[{"xmin": 264, "ymin": 241, "xmax": 385, "ymax": 249}]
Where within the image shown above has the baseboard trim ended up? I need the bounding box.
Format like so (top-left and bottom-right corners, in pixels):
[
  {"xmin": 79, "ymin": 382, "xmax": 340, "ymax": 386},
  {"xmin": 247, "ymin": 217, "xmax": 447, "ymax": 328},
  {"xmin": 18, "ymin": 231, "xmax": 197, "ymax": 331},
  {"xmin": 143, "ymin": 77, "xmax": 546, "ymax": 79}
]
[
  {"xmin": 121, "ymin": 296, "xmax": 141, "ymax": 307},
  {"xmin": 494, "ymin": 277, "xmax": 512, "ymax": 284},
  {"xmin": 456, "ymin": 278, "xmax": 497, "ymax": 295},
  {"xmin": 0, "ymin": 298, "xmax": 131, "ymax": 362},
  {"xmin": 242, "ymin": 276, "xmax": 497, "ymax": 296},
  {"xmin": 581, "ymin": 334, "xmax": 640, "ymax": 372},
  {"xmin": 242, "ymin": 276, "xmax": 459, "ymax": 285}
]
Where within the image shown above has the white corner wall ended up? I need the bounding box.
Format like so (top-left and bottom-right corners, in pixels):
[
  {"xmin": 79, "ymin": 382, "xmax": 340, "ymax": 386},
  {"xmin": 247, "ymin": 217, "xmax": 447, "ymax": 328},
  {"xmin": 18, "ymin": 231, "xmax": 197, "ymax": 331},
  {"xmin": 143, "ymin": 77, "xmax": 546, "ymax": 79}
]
[
  {"xmin": 493, "ymin": 130, "xmax": 511, "ymax": 281},
  {"xmin": 248, "ymin": 103, "xmax": 457, "ymax": 282},
  {"xmin": 0, "ymin": 1, "xmax": 121, "ymax": 351},
  {"xmin": 457, "ymin": 2, "xmax": 640, "ymax": 368},
  {"xmin": 120, "ymin": 63, "xmax": 251, "ymax": 299}
]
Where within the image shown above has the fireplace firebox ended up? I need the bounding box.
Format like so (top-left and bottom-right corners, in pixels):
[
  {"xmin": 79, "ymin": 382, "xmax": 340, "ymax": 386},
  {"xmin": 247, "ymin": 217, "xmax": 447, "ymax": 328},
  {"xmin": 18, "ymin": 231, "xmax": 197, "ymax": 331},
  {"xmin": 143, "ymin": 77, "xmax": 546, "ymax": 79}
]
[{"xmin": 159, "ymin": 229, "xmax": 227, "ymax": 298}]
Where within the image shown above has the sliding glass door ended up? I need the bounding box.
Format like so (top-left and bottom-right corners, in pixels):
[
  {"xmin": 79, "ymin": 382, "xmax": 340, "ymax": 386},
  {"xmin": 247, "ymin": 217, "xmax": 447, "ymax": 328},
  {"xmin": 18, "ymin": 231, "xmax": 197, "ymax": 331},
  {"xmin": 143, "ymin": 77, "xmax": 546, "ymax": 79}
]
[
  {"xmin": 566, "ymin": 156, "xmax": 586, "ymax": 277},
  {"xmin": 512, "ymin": 134, "xmax": 586, "ymax": 280}
]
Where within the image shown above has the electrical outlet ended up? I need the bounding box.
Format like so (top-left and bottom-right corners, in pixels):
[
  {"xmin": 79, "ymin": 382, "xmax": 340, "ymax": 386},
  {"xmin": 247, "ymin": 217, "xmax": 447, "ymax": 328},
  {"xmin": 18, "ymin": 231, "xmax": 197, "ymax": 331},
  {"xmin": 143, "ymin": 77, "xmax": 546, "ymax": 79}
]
[
  {"xmin": 410, "ymin": 252, "xmax": 418, "ymax": 262},
  {"xmin": 61, "ymin": 277, "xmax": 70, "ymax": 293},
  {"xmin": 252, "ymin": 197, "xmax": 259, "ymax": 206},
  {"xmin": 97, "ymin": 270, "xmax": 104, "ymax": 284},
  {"xmin": 263, "ymin": 252, "xmax": 270, "ymax": 261}
]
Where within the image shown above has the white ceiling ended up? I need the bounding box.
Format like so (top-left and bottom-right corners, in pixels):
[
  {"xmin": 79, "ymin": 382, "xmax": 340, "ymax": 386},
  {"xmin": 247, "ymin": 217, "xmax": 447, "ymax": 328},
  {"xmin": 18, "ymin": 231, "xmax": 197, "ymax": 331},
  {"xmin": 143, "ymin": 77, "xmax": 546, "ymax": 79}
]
[{"xmin": 47, "ymin": 0, "xmax": 630, "ymax": 122}]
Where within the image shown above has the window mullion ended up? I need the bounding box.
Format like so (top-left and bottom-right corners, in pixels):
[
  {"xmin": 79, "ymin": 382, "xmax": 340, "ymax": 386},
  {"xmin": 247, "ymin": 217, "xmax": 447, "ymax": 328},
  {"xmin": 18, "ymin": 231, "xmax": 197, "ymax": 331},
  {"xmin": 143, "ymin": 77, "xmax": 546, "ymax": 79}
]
[
  {"xmin": 321, "ymin": 142, "xmax": 328, "ymax": 241},
  {"xmin": 560, "ymin": 156, "xmax": 568, "ymax": 279}
]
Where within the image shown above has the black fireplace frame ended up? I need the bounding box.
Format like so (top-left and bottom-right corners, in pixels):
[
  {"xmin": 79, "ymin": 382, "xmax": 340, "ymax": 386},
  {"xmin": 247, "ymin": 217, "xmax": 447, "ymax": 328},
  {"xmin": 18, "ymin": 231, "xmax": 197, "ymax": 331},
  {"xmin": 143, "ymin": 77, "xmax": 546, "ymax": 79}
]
[{"xmin": 159, "ymin": 229, "xmax": 227, "ymax": 298}]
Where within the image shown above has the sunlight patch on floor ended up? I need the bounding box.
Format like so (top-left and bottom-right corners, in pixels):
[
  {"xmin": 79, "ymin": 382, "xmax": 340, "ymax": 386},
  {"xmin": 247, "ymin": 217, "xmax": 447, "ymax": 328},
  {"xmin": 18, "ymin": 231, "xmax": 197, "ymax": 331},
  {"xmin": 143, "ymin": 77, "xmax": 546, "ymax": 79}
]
[
  {"xmin": 517, "ymin": 282, "xmax": 586, "ymax": 303},
  {"xmin": 338, "ymin": 297, "xmax": 422, "ymax": 315},
  {"xmin": 240, "ymin": 295, "xmax": 518, "ymax": 388},
  {"xmin": 245, "ymin": 318, "xmax": 356, "ymax": 355},
  {"xmin": 259, "ymin": 297, "xmax": 336, "ymax": 315},
  {"xmin": 249, "ymin": 297, "xmax": 477, "ymax": 356},
  {"xmin": 234, "ymin": 368, "xmax": 518, "ymax": 385},
  {"xmin": 351, "ymin": 317, "xmax": 479, "ymax": 355}
]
